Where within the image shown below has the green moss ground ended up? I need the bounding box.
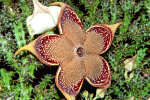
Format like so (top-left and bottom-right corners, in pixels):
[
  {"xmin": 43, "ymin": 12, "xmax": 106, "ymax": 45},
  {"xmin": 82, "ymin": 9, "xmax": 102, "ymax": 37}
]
[{"xmin": 0, "ymin": 0, "xmax": 150, "ymax": 99}]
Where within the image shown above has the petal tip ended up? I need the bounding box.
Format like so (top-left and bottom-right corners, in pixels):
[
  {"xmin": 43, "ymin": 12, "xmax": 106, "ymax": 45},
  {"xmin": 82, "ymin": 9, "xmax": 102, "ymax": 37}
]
[
  {"xmin": 113, "ymin": 23, "xmax": 123, "ymax": 28},
  {"xmin": 33, "ymin": 0, "xmax": 46, "ymax": 12},
  {"xmin": 107, "ymin": 23, "xmax": 122, "ymax": 34},
  {"xmin": 14, "ymin": 40, "xmax": 37, "ymax": 58},
  {"xmin": 50, "ymin": 2, "xmax": 65, "ymax": 7},
  {"xmin": 14, "ymin": 45, "xmax": 29, "ymax": 58}
]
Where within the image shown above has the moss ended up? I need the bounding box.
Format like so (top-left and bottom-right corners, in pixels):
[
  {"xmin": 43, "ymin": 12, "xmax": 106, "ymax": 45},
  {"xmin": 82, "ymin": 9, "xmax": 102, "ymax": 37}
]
[{"xmin": 0, "ymin": 0, "xmax": 149, "ymax": 99}]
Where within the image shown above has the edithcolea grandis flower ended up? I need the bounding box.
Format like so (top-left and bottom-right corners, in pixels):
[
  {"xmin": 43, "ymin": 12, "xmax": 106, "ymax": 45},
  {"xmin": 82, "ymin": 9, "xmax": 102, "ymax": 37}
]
[{"xmin": 15, "ymin": 1, "xmax": 122, "ymax": 100}]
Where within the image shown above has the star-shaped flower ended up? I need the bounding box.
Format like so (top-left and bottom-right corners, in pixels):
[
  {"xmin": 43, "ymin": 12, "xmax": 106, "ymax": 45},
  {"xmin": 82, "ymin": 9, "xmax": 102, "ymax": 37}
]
[{"xmin": 15, "ymin": 2, "xmax": 121, "ymax": 100}]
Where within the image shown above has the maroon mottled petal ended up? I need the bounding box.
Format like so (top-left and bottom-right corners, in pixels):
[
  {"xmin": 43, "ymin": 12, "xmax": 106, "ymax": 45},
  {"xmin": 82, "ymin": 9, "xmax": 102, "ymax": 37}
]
[
  {"xmin": 87, "ymin": 58, "xmax": 111, "ymax": 87},
  {"xmin": 84, "ymin": 25, "xmax": 113, "ymax": 54},
  {"xmin": 59, "ymin": 6, "xmax": 83, "ymax": 30},
  {"xmin": 58, "ymin": 5, "xmax": 84, "ymax": 45},
  {"xmin": 35, "ymin": 34, "xmax": 60, "ymax": 65},
  {"xmin": 55, "ymin": 58, "xmax": 84, "ymax": 99},
  {"xmin": 84, "ymin": 55, "xmax": 111, "ymax": 87},
  {"xmin": 35, "ymin": 34, "xmax": 74, "ymax": 65},
  {"xmin": 58, "ymin": 71, "xmax": 83, "ymax": 94}
]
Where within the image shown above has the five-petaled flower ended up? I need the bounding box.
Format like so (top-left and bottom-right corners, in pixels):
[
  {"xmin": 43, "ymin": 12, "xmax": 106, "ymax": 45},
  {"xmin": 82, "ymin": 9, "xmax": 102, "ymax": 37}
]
[{"xmin": 15, "ymin": 2, "xmax": 121, "ymax": 100}]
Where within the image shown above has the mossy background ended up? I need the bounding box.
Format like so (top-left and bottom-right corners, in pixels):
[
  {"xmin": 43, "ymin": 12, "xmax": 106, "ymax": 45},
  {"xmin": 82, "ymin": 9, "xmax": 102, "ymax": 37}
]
[{"xmin": 0, "ymin": 0, "xmax": 150, "ymax": 100}]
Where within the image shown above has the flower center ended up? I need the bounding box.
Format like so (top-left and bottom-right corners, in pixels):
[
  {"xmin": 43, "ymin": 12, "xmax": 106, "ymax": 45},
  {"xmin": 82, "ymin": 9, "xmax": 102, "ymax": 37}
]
[{"xmin": 76, "ymin": 47, "xmax": 85, "ymax": 57}]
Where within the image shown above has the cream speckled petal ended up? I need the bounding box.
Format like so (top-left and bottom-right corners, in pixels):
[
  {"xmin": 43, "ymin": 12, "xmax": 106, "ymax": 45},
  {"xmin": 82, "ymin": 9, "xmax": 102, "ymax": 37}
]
[
  {"xmin": 52, "ymin": 2, "xmax": 84, "ymax": 46},
  {"xmin": 84, "ymin": 24, "xmax": 122, "ymax": 54},
  {"xmin": 55, "ymin": 58, "xmax": 84, "ymax": 100},
  {"xmin": 15, "ymin": 34, "xmax": 74, "ymax": 65},
  {"xmin": 84, "ymin": 54, "xmax": 111, "ymax": 87}
]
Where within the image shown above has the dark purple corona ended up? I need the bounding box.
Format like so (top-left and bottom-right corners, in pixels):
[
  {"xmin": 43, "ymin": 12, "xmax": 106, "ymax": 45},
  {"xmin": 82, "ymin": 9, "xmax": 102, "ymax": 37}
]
[{"xmin": 76, "ymin": 47, "xmax": 85, "ymax": 57}]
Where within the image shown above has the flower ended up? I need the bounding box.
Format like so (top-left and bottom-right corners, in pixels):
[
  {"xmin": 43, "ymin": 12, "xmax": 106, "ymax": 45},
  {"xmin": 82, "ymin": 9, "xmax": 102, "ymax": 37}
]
[
  {"xmin": 27, "ymin": 0, "xmax": 61, "ymax": 38},
  {"xmin": 15, "ymin": 2, "xmax": 121, "ymax": 100},
  {"xmin": 124, "ymin": 55, "xmax": 137, "ymax": 71},
  {"xmin": 95, "ymin": 88, "xmax": 106, "ymax": 98},
  {"xmin": 124, "ymin": 55, "xmax": 137, "ymax": 81}
]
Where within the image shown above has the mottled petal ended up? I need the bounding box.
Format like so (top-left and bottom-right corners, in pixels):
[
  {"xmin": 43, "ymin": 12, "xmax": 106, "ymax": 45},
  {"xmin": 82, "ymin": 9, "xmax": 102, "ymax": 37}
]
[
  {"xmin": 51, "ymin": 2, "xmax": 84, "ymax": 46},
  {"xmin": 84, "ymin": 55, "xmax": 111, "ymax": 87},
  {"xmin": 15, "ymin": 34, "xmax": 74, "ymax": 65},
  {"xmin": 55, "ymin": 58, "xmax": 84, "ymax": 99},
  {"xmin": 84, "ymin": 23, "xmax": 122, "ymax": 54}
]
